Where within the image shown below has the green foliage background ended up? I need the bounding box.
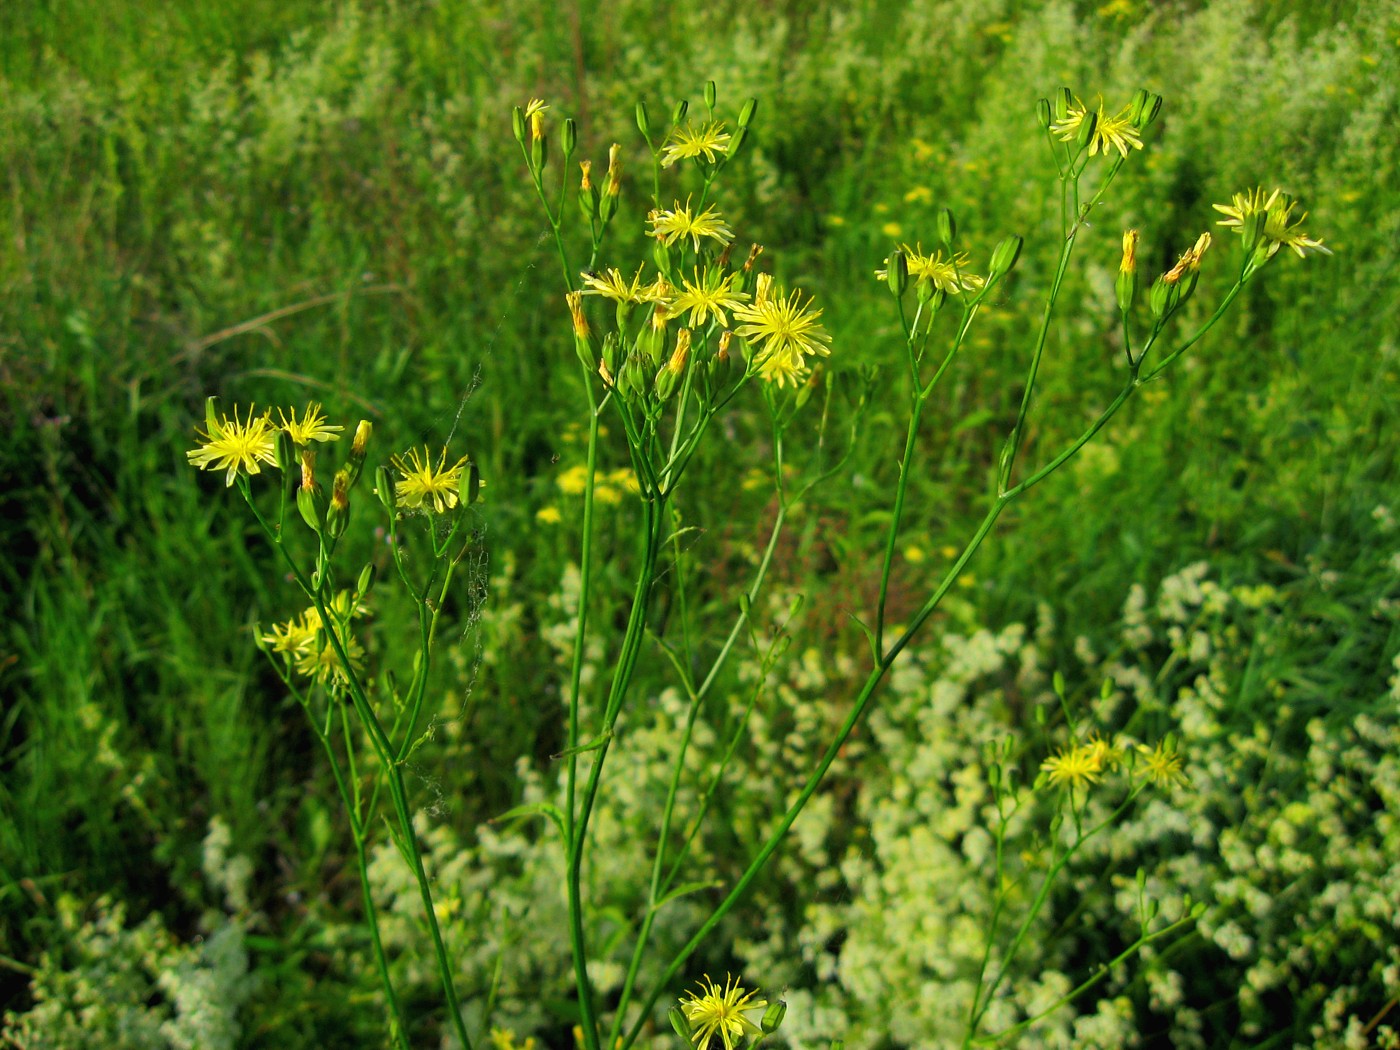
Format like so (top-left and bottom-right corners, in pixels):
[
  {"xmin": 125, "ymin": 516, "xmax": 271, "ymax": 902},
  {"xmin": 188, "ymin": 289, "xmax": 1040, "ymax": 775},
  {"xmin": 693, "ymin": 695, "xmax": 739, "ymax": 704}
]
[{"xmin": 2, "ymin": 0, "xmax": 1398, "ymax": 1046}]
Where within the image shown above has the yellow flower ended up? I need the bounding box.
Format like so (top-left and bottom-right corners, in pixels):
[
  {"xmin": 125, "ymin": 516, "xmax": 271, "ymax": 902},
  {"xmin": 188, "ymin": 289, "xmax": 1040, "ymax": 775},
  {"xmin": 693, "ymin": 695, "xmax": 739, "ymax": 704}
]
[
  {"xmin": 649, "ymin": 200, "xmax": 734, "ymax": 251},
  {"xmin": 523, "ymin": 98, "xmax": 548, "ymax": 140},
  {"xmin": 392, "ymin": 446, "xmax": 468, "ymax": 514},
  {"xmin": 187, "ymin": 404, "xmax": 279, "ymax": 486},
  {"xmin": 278, "ymin": 402, "xmax": 343, "ymax": 446},
  {"xmin": 903, "ymin": 185, "xmax": 933, "ymax": 204},
  {"xmin": 881, "ymin": 221, "xmax": 904, "ymax": 238},
  {"xmin": 732, "ymin": 285, "xmax": 832, "ymax": 386},
  {"xmin": 679, "ymin": 975, "xmax": 766, "ymax": 1050},
  {"xmin": 1163, "ymin": 232, "xmax": 1212, "ymax": 284},
  {"xmin": 876, "ymin": 244, "xmax": 984, "ymax": 294},
  {"xmin": 536, "ymin": 506, "xmax": 563, "ymax": 524},
  {"xmin": 581, "ymin": 267, "xmax": 670, "ymax": 304},
  {"xmin": 1137, "ymin": 740, "xmax": 1188, "ymax": 788},
  {"xmin": 670, "ymin": 268, "xmax": 751, "ymax": 328},
  {"xmin": 607, "ymin": 468, "xmax": 641, "ymax": 494},
  {"xmin": 1051, "ymin": 97, "xmax": 1144, "ymax": 158},
  {"xmin": 1041, "ymin": 742, "xmax": 1104, "ymax": 789},
  {"xmin": 294, "ymin": 628, "xmax": 365, "ymax": 686},
  {"xmin": 661, "ymin": 120, "xmax": 731, "ymax": 167},
  {"xmin": 557, "ymin": 464, "xmax": 590, "ymax": 496},
  {"xmin": 1212, "ymin": 186, "xmax": 1331, "ymax": 258}
]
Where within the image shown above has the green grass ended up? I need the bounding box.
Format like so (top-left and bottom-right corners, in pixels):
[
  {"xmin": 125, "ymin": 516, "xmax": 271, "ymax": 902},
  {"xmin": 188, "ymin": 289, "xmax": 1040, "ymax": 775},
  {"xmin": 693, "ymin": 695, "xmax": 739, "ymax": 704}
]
[{"xmin": 3, "ymin": 0, "xmax": 1399, "ymax": 1044}]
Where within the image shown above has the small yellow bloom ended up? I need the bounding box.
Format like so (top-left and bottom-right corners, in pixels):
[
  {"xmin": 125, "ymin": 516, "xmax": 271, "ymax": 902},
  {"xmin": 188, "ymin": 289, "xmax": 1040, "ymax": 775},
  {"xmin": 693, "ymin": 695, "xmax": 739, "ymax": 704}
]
[
  {"xmin": 1163, "ymin": 232, "xmax": 1211, "ymax": 284},
  {"xmin": 607, "ymin": 468, "xmax": 641, "ymax": 495},
  {"xmin": 1041, "ymin": 742, "xmax": 1104, "ymax": 789},
  {"xmin": 187, "ymin": 404, "xmax": 279, "ymax": 486},
  {"xmin": 876, "ymin": 244, "xmax": 984, "ymax": 294},
  {"xmin": 679, "ymin": 975, "xmax": 766, "ymax": 1050},
  {"xmin": 556, "ymin": 465, "xmax": 590, "ymax": 496},
  {"xmin": 1212, "ymin": 186, "xmax": 1331, "ymax": 258},
  {"xmin": 670, "ymin": 267, "xmax": 750, "ymax": 328},
  {"xmin": 1051, "ymin": 97, "xmax": 1144, "ymax": 158},
  {"xmin": 904, "ymin": 545, "xmax": 927, "ymax": 564},
  {"xmin": 536, "ymin": 506, "xmax": 563, "ymax": 524},
  {"xmin": 1137, "ymin": 740, "xmax": 1188, "ymax": 788},
  {"xmin": 524, "ymin": 98, "xmax": 548, "ymax": 140},
  {"xmin": 1120, "ymin": 229, "xmax": 1139, "ymax": 274},
  {"xmin": 648, "ymin": 199, "xmax": 734, "ymax": 251},
  {"xmin": 881, "ymin": 221, "xmax": 904, "ymax": 238},
  {"xmin": 903, "ymin": 185, "xmax": 933, "ymax": 204},
  {"xmin": 826, "ymin": 214, "xmax": 847, "ymax": 227},
  {"xmin": 278, "ymin": 402, "xmax": 343, "ymax": 446},
  {"xmin": 732, "ymin": 284, "xmax": 832, "ymax": 387},
  {"xmin": 661, "ymin": 120, "xmax": 731, "ymax": 167},
  {"xmin": 392, "ymin": 447, "xmax": 469, "ymax": 514},
  {"xmin": 581, "ymin": 267, "xmax": 670, "ymax": 304}
]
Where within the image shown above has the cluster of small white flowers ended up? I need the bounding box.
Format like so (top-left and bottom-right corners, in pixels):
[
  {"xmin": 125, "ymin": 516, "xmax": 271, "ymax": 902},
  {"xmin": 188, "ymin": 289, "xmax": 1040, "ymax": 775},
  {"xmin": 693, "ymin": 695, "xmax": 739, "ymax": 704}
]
[{"xmin": 201, "ymin": 817, "xmax": 254, "ymax": 915}]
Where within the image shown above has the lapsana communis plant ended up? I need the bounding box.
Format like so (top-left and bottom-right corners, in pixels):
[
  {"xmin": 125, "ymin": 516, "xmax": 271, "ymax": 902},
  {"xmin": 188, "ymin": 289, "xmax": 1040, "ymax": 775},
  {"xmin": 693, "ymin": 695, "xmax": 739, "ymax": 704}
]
[{"xmin": 183, "ymin": 80, "xmax": 1327, "ymax": 1048}]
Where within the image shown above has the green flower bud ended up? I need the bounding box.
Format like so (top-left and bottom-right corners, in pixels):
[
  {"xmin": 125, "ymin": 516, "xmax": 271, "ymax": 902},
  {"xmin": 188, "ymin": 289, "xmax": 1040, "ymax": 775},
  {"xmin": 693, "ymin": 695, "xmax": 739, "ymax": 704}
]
[
  {"xmin": 762, "ymin": 1000, "xmax": 787, "ymax": 1034},
  {"xmin": 671, "ymin": 99, "xmax": 688, "ymax": 126},
  {"xmin": 298, "ymin": 485, "xmax": 324, "ymax": 533},
  {"xmin": 988, "ymin": 235, "xmax": 1023, "ymax": 281},
  {"xmin": 936, "ymin": 207, "xmax": 956, "ymax": 248},
  {"xmin": 460, "ymin": 461, "xmax": 481, "ymax": 506},
  {"xmin": 887, "ymin": 250, "xmax": 908, "ymax": 299},
  {"xmin": 1035, "ymin": 97, "xmax": 1052, "ymax": 129},
  {"xmin": 1241, "ymin": 210, "xmax": 1266, "ymax": 254},
  {"xmin": 531, "ymin": 132, "xmax": 547, "ymax": 174},
  {"xmin": 704, "ymin": 80, "xmax": 717, "ymax": 110},
  {"xmin": 356, "ymin": 563, "xmax": 374, "ymax": 601},
  {"xmin": 326, "ymin": 468, "xmax": 351, "ymax": 539},
  {"xmin": 728, "ymin": 125, "xmax": 749, "ymax": 158},
  {"xmin": 374, "ymin": 465, "xmax": 395, "ymax": 514},
  {"xmin": 1135, "ymin": 92, "xmax": 1163, "ymax": 129},
  {"xmin": 346, "ymin": 420, "xmax": 372, "ymax": 486},
  {"xmin": 635, "ymin": 101, "xmax": 651, "ymax": 139},
  {"xmin": 204, "ymin": 395, "xmax": 222, "ymax": 435},
  {"xmin": 1052, "ymin": 87, "xmax": 1073, "ymax": 123},
  {"xmin": 738, "ymin": 97, "xmax": 758, "ymax": 129},
  {"xmin": 1074, "ymin": 109, "xmax": 1098, "ymax": 152},
  {"xmin": 275, "ymin": 429, "xmax": 296, "ymax": 474},
  {"xmin": 668, "ymin": 1007, "xmax": 689, "ymax": 1041},
  {"xmin": 511, "ymin": 106, "xmax": 526, "ymax": 144},
  {"xmin": 1116, "ymin": 269, "xmax": 1137, "ymax": 315},
  {"xmin": 562, "ymin": 117, "xmax": 577, "ymax": 157},
  {"xmin": 1149, "ymin": 275, "xmax": 1179, "ymax": 321},
  {"xmin": 1127, "ymin": 89, "xmax": 1149, "ymax": 125},
  {"xmin": 601, "ymin": 332, "xmax": 621, "ymax": 374}
]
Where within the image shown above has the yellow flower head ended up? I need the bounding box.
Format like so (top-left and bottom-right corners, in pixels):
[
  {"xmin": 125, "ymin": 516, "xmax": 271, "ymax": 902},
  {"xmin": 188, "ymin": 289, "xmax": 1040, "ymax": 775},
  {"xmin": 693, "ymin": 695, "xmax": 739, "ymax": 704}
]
[
  {"xmin": 1120, "ymin": 229, "xmax": 1139, "ymax": 274},
  {"xmin": 670, "ymin": 267, "xmax": 751, "ymax": 328},
  {"xmin": 278, "ymin": 402, "xmax": 344, "ymax": 446},
  {"xmin": 1051, "ymin": 97, "xmax": 1144, "ymax": 158},
  {"xmin": 679, "ymin": 974, "xmax": 765, "ymax": 1050},
  {"xmin": 524, "ymin": 98, "xmax": 548, "ymax": 140},
  {"xmin": 1137, "ymin": 739, "xmax": 1188, "ymax": 788},
  {"xmin": 649, "ymin": 200, "xmax": 734, "ymax": 251},
  {"xmin": 392, "ymin": 446, "xmax": 469, "ymax": 514},
  {"xmin": 877, "ymin": 244, "xmax": 985, "ymax": 294},
  {"xmin": 1212, "ymin": 186, "xmax": 1331, "ymax": 259},
  {"xmin": 187, "ymin": 404, "xmax": 279, "ymax": 486},
  {"xmin": 732, "ymin": 284, "xmax": 832, "ymax": 386},
  {"xmin": 1163, "ymin": 232, "xmax": 1212, "ymax": 284},
  {"xmin": 1041, "ymin": 742, "xmax": 1104, "ymax": 789},
  {"xmin": 661, "ymin": 120, "xmax": 732, "ymax": 167},
  {"xmin": 581, "ymin": 267, "xmax": 670, "ymax": 305}
]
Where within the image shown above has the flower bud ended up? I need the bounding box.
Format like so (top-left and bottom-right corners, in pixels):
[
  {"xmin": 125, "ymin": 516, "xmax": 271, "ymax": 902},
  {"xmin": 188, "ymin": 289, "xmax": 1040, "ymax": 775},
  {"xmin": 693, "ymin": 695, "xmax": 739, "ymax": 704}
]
[
  {"xmin": 671, "ymin": 99, "xmax": 688, "ymax": 126},
  {"xmin": 460, "ymin": 461, "xmax": 481, "ymax": 506},
  {"xmin": 562, "ymin": 117, "xmax": 577, "ymax": 157},
  {"xmin": 300, "ymin": 448, "xmax": 316, "ymax": 492},
  {"xmin": 1116, "ymin": 229, "xmax": 1139, "ymax": 314},
  {"xmin": 668, "ymin": 1007, "xmax": 689, "ymax": 1041},
  {"xmin": 1127, "ymin": 89, "xmax": 1149, "ymax": 125},
  {"xmin": 936, "ymin": 207, "xmax": 956, "ymax": 248},
  {"xmin": 1073, "ymin": 109, "xmax": 1098, "ymax": 152},
  {"xmin": 988, "ymin": 235, "xmax": 1023, "ymax": 281},
  {"xmin": 1035, "ymin": 97, "xmax": 1052, "ymax": 129},
  {"xmin": 886, "ymin": 250, "xmax": 908, "ymax": 299},
  {"xmin": 601, "ymin": 332, "xmax": 621, "ymax": 375},
  {"xmin": 1135, "ymin": 91, "xmax": 1163, "ymax": 129},
  {"xmin": 204, "ymin": 395, "xmax": 222, "ymax": 436},
  {"xmin": 1052, "ymin": 87, "xmax": 1073, "ymax": 123},
  {"xmin": 531, "ymin": 132, "xmax": 547, "ymax": 174},
  {"xmin": 728, "ymin": 125, "xmax": 749, "ymax": 158},
  {"xmin": 1149, "ymin": 275, "xmax": 1179, "ymax": 321},
  {"xmin": 605, "ymin": 144, "xmax": 622, "ymax": 197},
  {"xmin": 635, "ymin": 101, "xmax": 651, "ymax": 139},
  {"xmin": 326, "ymin": 468, "xmax": 351, "ymax": 539},
  {"xmin": 346, "ymin": 420, "xmax": 372, "ymax": 485},
  {"xmin": 655, "ymin": 329, "xmax": 691, "ymax": 401},
  {"xmin": 356, "ymin": 562, "xmax": 374, "ymax": 600},
  {"xmin": 578, "ymin": 161, "xmax": 599, "ymax": 221},
  {"xmin": 716, "ymin": 329, "xmax": 732, "ymax": 364},
  {"xmin": 275, "ymin": 428, "xmax": 296, "ymax": 474},
  {"xmin": 762, "ymin": 1000, "xmax": 787, "ymax": 1034},
  {"xmin": 511, "ymin": 106, "xmax": 526, "ymax": 144},
  {"xmin": 704, "ymin": 80, "xmax": 717, "ymax": 110},
  {"xmin": 374, "ymin": 465, "xmax": 395, "ymax": 514},
  {"xmin": 297, "ymin": 484, "xmax": 324, "ymax": 533},
  {"xmin": 738, "ymin": 97, "xmax": 758, "ymax": 129},
  {"xmin": 1241, "ymin": 210, "xmax": 1266, "ymax": 254}
]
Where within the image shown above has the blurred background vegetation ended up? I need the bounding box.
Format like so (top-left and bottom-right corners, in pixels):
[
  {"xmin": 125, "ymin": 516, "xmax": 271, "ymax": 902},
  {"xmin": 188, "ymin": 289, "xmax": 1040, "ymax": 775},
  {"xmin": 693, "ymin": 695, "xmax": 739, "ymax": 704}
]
[{"xmin": 2, "ymin": 0, "xmax": 1398, "ymax": 1046}]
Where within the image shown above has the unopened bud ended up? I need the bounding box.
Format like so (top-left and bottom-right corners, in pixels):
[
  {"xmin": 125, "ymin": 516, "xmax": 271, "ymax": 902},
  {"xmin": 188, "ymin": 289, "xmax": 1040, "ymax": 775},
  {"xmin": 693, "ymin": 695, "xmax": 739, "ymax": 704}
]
[
  {"xmin": 762, "ymin": 1000, "xmax": 787, "ymax": 1034},
  {"xmin": 1052, "ymin": 87, "xmax": 1073, "ymax": 123},
  {"xmin": 668, "ymin": 1007, "xmax": 689, "ymax": 1041},
  {"xmin": 635, "ymin": 102, "xmax": 651, "ymax": 139},
  {"xmin": 1241, "ymin": 210, "xmax": 1266, "ymax": 255},
  {"xmin": 1036, "ymin": 97, "xmax": 1052, "ymax": 129},
  {"xmin": 1149, "ymin": 275, "xmax": 1179, "ymax": 320},
  {"xmin": 460, "ymin": 461, "xmax": 481, "ymax": 506},
  {"xmin": 300, "ymin": 448, "xmax": 316, "ymax": 492},
  {"xmin": 356, "ymin": 562, "xmax": 374, "ymax": 600},
  {"xmin": 1135, "ymin": 91, "xmax": 1163, "ymax": 129},
  {"xmin": 566, "ymin": 291, "xmax": 590, "ymax": 341},
  {"xmin": 374, "ymin": 465, "xmax": 395, "ymax": 514},
  {"xmin": 717, "ymin": 329, "xmax": 732, "ymax": 364},
  {"xmin": 561, "ymin": 117, "xmax": 577, "ymax": 156},
  {"xmin": 887, "ymin": 250, "xmax": 908, "ymax": 298},
  {"xmin": 671, "ymin": 99, "xmax": 688, "ymax": 126},
  {"xmin": 347, "ymin": 420, "xmax": 372, "ymax": 484},
  {"xmin": 579, "ymin": 162, "xmax": 599, "ymax": 220},
  {"xmin": 275, "ymin": 428, "xmax": 296, "ymax": 474},
  {"xmin": 531, "ymin": 132, "xmax": 547, "ymax": 173},
  {"xmin": 297, "ymin": 484, "xmax": 324, "ymax": 533},
  {"xmin": 704, "ymin": 80, "xmax": 717, "ymax": 110},
  {"xmin": 743, "ymin": 243, "xmax": 764, "ymax": 273},
  {"xmin": 511, "ymin": 106, "xmax": 525, "ymax": 144},
  {"xmin": 326, "ymin": 468, "xmax": 351, "ymax": 539},
  {"xmin": 204, "ymin": 395, "xmax": 222, "ymax": 436},
  {"xmin": 988, "ymin": 235, "xmax": 1023, "ymax": 281},
  {"xmin": 1074, "ymin": 110, "xmax": 1099, "ymax": 152},
  {"xmin": 936, "ymin": 207, "xmax": 956, "ymax": 248},
  {"xmin": 728, "ymin": 126, "xmax": 749, "ymax": 157},
  {"xmin": 1116, "ymin": 229, "xmax": 1139, "ymax": 313},
  {"xmin": 738, "ymin": 97, "xmax": 758, "ymax": 129}
]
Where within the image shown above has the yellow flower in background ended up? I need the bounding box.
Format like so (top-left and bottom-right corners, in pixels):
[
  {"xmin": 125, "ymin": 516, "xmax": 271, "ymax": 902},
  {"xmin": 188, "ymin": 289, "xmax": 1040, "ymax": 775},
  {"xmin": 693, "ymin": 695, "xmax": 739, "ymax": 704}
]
[
  {"xmin": 648, "ymin": 200, "xmax": 734, "ymax": 251},
  {"xmin": 187, "ymin": 404, "xmax": 279, "ymax": 486},
  {"xmin": 679, "ymin": 975, "xmax": 766, "ymax": 1050},
  {"xmin": 1041, "ymin": 742, "xmax": 1104, "ymax": 789},
  {"xmin": 903, "ymin": 185, "xmax": 933, "ymax": 204},
  {"xmin": 661, "ymin": 120, "xmax": 731, "ymax": 167},
  {"xmin": 278, "ymin": 402, "xmax": 343, "ymax": 446},
  {"xmin": 557, "ymin": 465, "xmax": 590, "ymax": 495},
  {"xmin": 1138, "ymin": 740, "xmax": 1188, "ymax": 788},
  {"xmin": 1051, "ymin": 97, "xmax": 1144, "ymax": 158},
  {"xmin": 881, "ymin": 221, "xmax": 904, "ymax": 238},
  {"xmin": 1212, "ymin": 186, "xmax": 1331, "ymax": 258},
  {"xmin": 670, "ymin": 267, "xmax": 750, "ymax": 328},
  {"xmin": 607, "ymin": 468, "xmax": 641, "ymax": 495},
  {"xmin": 392, "ymin": 446, "xmax": 468, "ymax": 514},
  {"xmin": 536, "ymin": 506, "xmax": 563, "ymax": 524},
  {"xmin": 294, "ymin": 629, "xmax": 365, "ymax": 686},
  {"xmin": 877, "ymin": 244, "xmax": 985, "ymax": 294}
]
